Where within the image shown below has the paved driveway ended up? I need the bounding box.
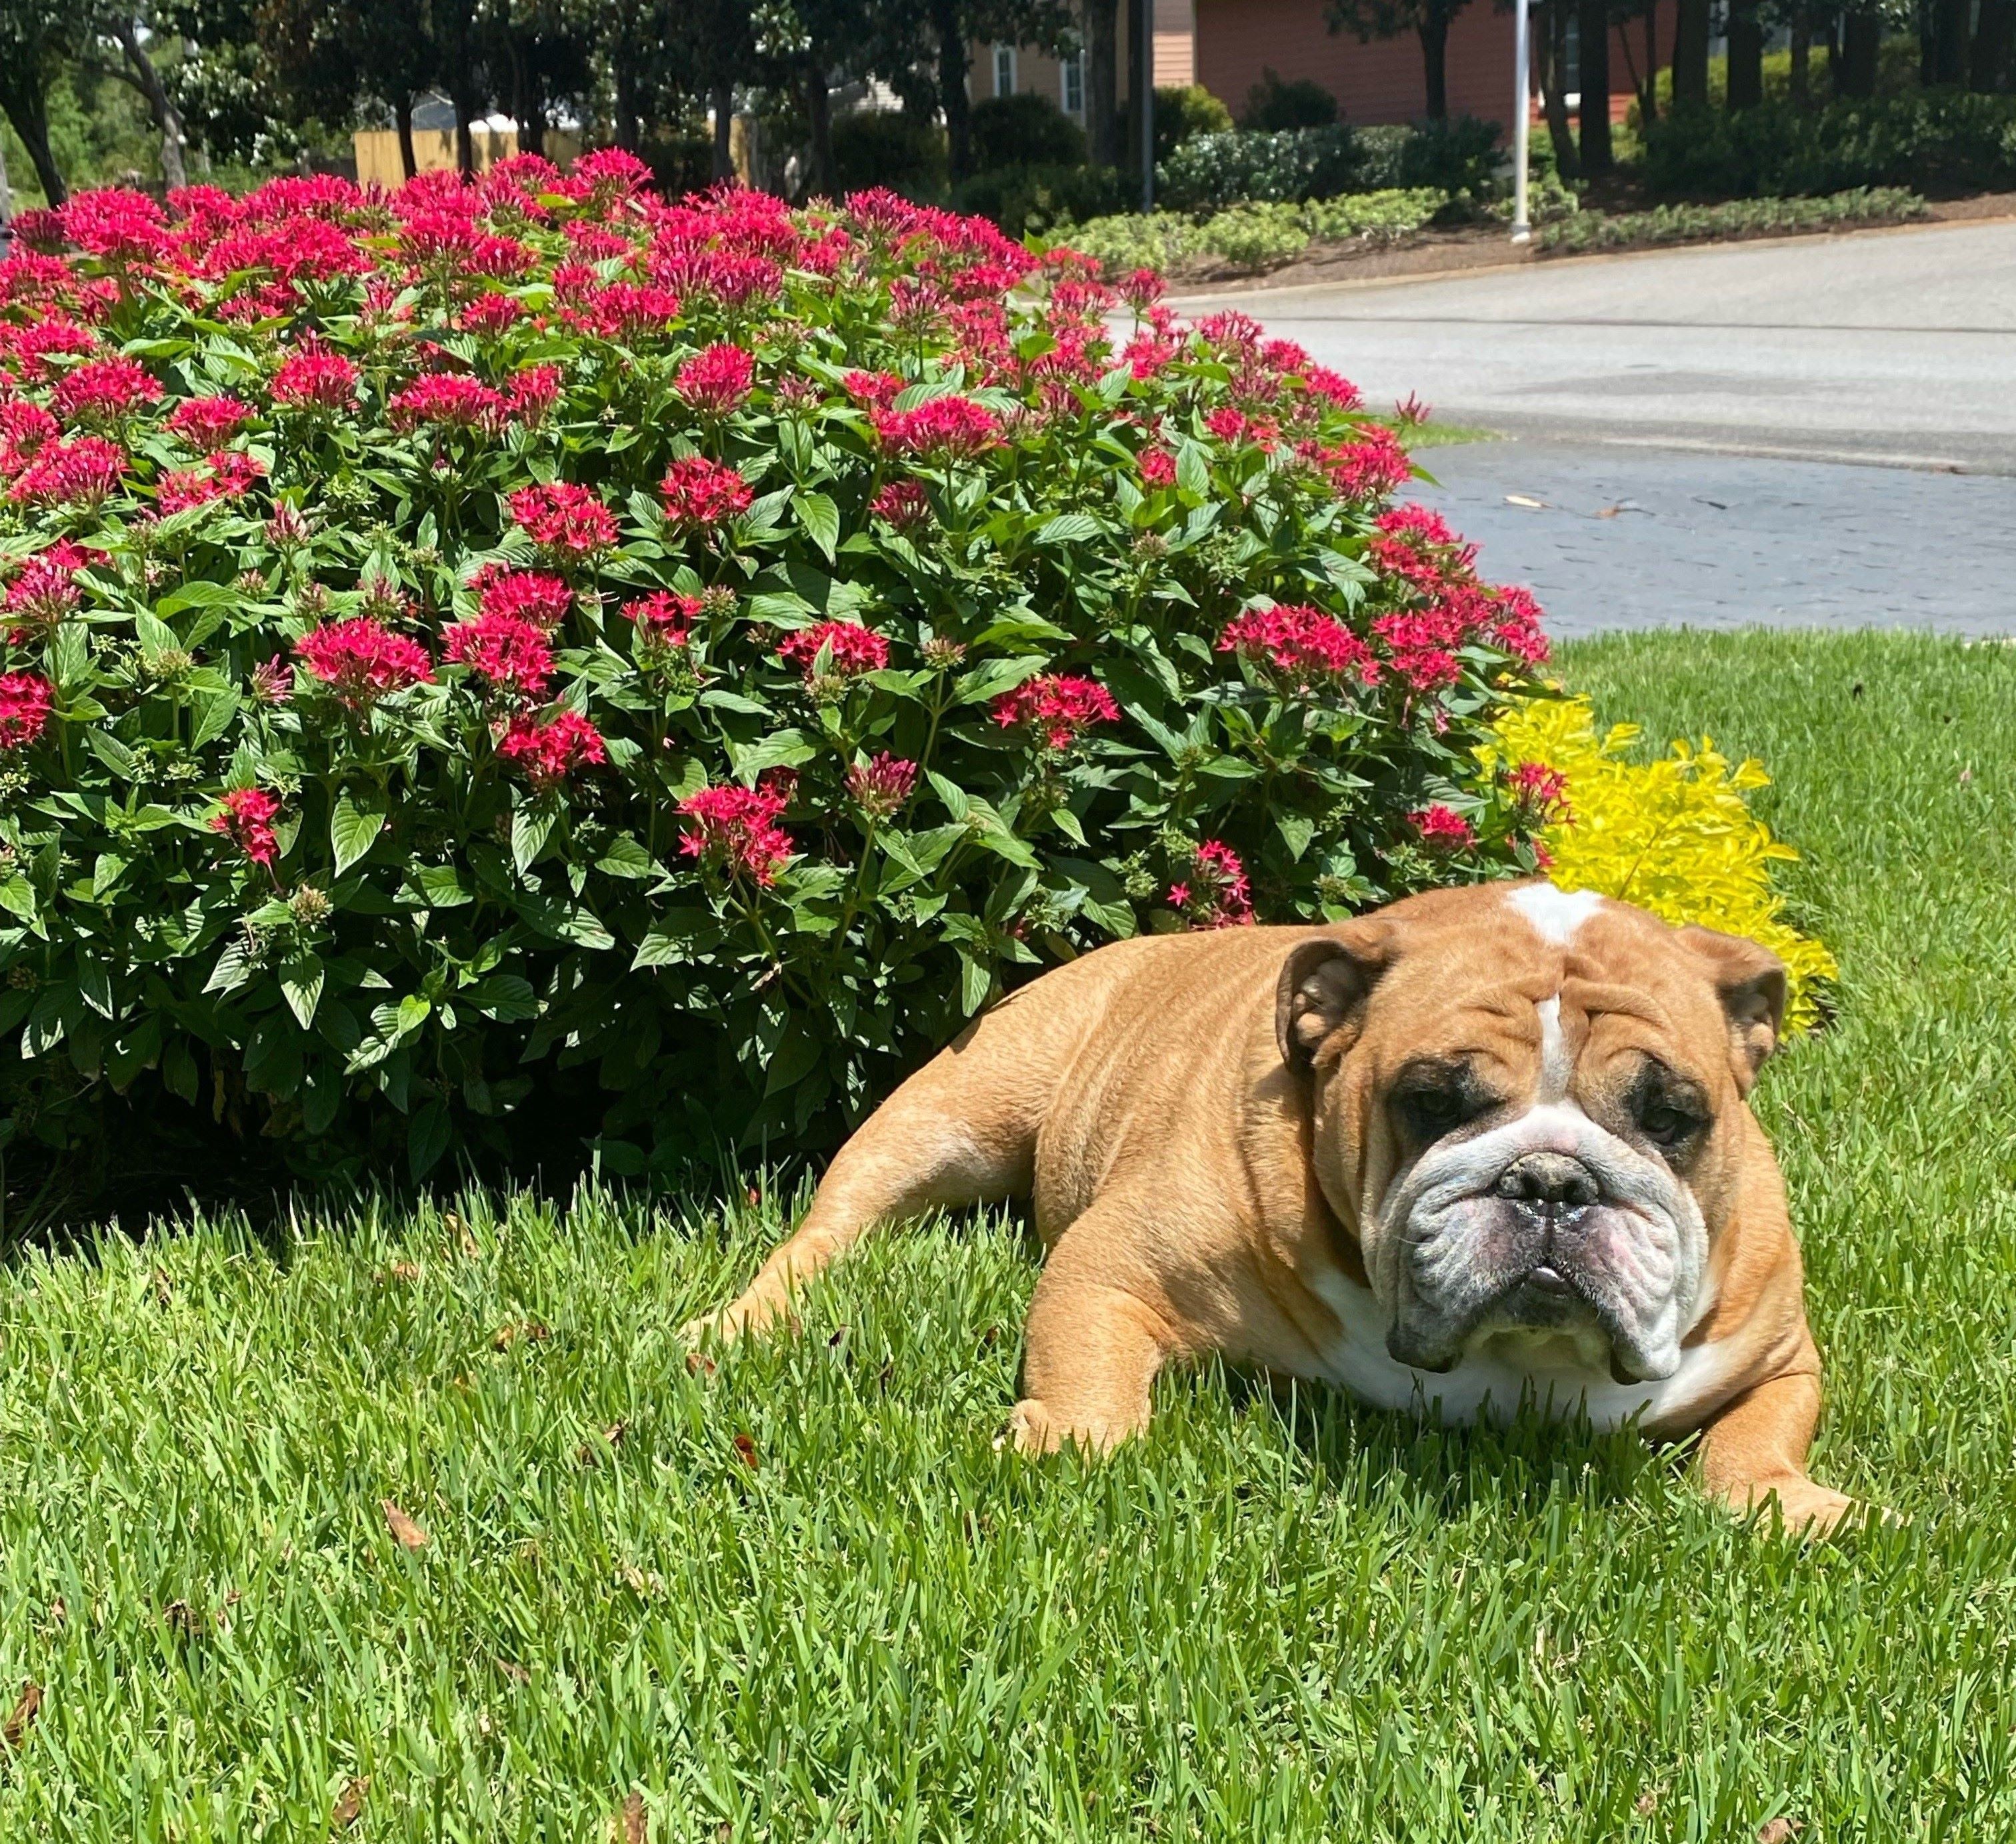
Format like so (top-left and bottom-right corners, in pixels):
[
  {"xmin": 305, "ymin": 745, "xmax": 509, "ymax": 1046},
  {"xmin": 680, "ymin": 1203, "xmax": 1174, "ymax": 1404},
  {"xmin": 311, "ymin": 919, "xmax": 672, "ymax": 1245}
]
[
  {"xmin": 1175, "ymin": 219, "xmax": 2016, "ymax": 634},
  {"xmin": 1177, "ymin": 219, "xmax": 2016, "ymax": 473}
]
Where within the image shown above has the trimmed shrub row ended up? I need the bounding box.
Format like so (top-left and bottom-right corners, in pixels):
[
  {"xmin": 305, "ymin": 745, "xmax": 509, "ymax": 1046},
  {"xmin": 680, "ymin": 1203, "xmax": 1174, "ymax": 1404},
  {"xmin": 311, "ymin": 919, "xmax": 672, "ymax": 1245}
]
[
  {"xmin": 1538, "ymin": 185, "xmax": 1925, "ymax": 253},
  {"xmin": 1061, "ymin": 189, "xmax": 1449, "ymax": 275}
]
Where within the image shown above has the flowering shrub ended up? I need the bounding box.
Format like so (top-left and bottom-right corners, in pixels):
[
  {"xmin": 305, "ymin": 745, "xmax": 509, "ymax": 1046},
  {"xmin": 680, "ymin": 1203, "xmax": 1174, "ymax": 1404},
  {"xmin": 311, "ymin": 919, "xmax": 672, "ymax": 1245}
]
[
  {"xmin": 1487, "ymin": 697, "xmax": 1836, "ymax": 1031},
  {"xmin": 0, "ymin": 168, "xmax": 1553, "ymax": 1195}
]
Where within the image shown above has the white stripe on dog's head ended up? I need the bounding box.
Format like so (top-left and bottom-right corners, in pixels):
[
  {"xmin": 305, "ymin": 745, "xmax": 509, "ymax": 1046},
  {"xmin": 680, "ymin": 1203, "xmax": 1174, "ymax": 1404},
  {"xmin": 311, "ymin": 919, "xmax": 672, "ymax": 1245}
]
[{"xmin": 1507, "ymin": 883, "xmax": 1603, "ymax": 947}]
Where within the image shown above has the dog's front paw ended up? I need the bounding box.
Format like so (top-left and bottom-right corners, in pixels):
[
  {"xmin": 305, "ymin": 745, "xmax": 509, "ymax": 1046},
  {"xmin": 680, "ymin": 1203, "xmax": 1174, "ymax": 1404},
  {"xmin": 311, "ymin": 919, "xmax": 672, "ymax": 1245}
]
[
  {"xmin": 1739, "ymin": 1477, "xmax": 1887, "ymax": 1539},
  {"xmin": 1000, "ymin": 1398, "xmax": 1142, "ymax": 1458},
  {"xmin": 677, "ymin": 1289, "xmax": 797, "ymax": 1357}
]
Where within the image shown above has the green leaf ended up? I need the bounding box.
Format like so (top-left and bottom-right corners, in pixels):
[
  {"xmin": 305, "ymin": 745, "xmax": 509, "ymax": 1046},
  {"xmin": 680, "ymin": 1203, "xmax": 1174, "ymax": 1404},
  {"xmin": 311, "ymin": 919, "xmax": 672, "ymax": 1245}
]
[
  {"xmin": 279, "ymin": 957, "xmax": 324, "ymax": 1029},
  {"xmin": 135, "ymin": 609, "xmax": 179, "ymax": 658},
  {"xmin": 512, "ymin": 805, "xmax": 555, "ymax": 877},
  {"xmin": 1275, "ymin": 812, "xmax": 1316, "ymax": 861},
  {"xmin": 793, "ymin": 489, "xmax": 840, "ymax": 562},
  {"xmin": 205, "ymin": 939, "xmax": 254, "ymax": 995},
  {"xmin": 953, "ymin": 655, "xmax": 1047, "ymax": 707},
  {"xmin": 84, "ymin": 729, "xmax": 142, "ymax": 781},
  {"xmin": 51, "ymin": 623, "xmax": 90, "ymax": 689},
  {"xmin": 408, "ymin": 1100, "xmax": 451, "ymax": 1181},
  {"xmin": 595, "ymin": 835, "xmax": 655, "ymax": 880},
  {"xmin": 1035, "ymin": 513, "xmax": 1101, "ymax": 545},
  {"xmin": 414, "ymin": 864, "xmax": 474, "ymax": 907},
  {"xmin": 467, "ymin": 974, "xmax": 538, "ymax": 1020},
  {"xmin": 330, "ymin": 789, "xmax": 386, "ymax": 877},
  {"xmin": 958, "ymin": 952, "xmax": 992, "ymax": 1016},
  {"xmin": 729, "ymin": 729, "xmax": 817, "ymax": 783},
  {"xmin": 190, "ymin": 690, "xmax": 240, "ymax": 750},
  {"xmin": 1177, "ymin": 440, "xmax": 1211, "ymax": 499},
  {"xmin": 926, "ymin": 771, "xmax": 969, "ymax": 823}
]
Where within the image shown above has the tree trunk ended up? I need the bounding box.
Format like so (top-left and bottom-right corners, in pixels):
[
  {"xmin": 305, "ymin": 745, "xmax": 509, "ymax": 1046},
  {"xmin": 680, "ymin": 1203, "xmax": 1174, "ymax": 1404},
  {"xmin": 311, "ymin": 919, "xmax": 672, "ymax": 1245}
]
[
  {"xmin": 1578, "ymin": 0, "xmax": 1612, "ymax": 171},
  {"xmin": 1671, "ymin": 0, "xmax": 1710, "ymax": 105},
  {"xmin": 1416, "ymin": 11, "xmax": 1450, "ymax": 119},
  {"xmin": 1086, "ymin": 0, "xmax": 1121, "ymax": 165},
  {"xmin": 1641, "ymin": 0, "xmax": 1659, "ymax": 123},
  {"xmin": 932, "ymin": 0, "xmax": 971, "ymax": 181},
  {"xmin": 1, "ymin": 95, "xmax": 66, "ymax": 206},
  {"xmin": 1726, "ymin": 0, "xmax": 1765, "ymax": 110},
  {"xmin": 394, "ymin": 95, "xmax": 418, "ymax": 179},
  {"xmin": 713, "ymin": 79, "xmax": 735, "ymax": 179},
  {"xmin": 1541, "ymin": 1, "xmax": 1579, "ymax": 178},
  {"xmin": 803, "ymin": 65, "xmax": 834, "ymax": 197},
  {"xmin": 1933, "ymin": 0, "xmax": 1968, "ymax": 82},
  {"xmin": 1973, "ymin": 0, "xmax": 2013, "ymax": 89},
  {"xmin": 1127, "ymin": 0, "xmax": 1147, "ymax": 175},
  {"xmin": 112, "ymin": 16, "xmax": 188, "ymax": 190},
  {"xmin": 1839, "ymin": 9, "xmax": 1880, "ymax": 95},
  {"xmin": 1789, "ymin": 14, "xmax": 1810, "ymax": 103}
]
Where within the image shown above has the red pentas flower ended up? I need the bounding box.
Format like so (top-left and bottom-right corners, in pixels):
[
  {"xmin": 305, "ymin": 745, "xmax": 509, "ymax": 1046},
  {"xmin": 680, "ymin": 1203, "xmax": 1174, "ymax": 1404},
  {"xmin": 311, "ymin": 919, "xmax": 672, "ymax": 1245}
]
[
  {"xmin": 847, "ymin": 752, "xmax": 916, "ymax": 819},
  {"xmin": 625, "ymin": 591, "xmax": 701, "ymax": 644},
  {"xmin": 444, "ymin": 611, "xmax": 554, "ymax": 696},
  {"xmin": 677, "ymin": 783, "xmax": 793, "ymax": 886},
  {"xmin": 843, "ymin": 369, "xmax": 904, "ymax": 409},
  {"xmin": 59, "ymin": 188, "xmax": 167, "ymax": 263},
  {"xmin": 1312, "ymin": 425, "xmax": 1411, "ymax": 502},
  {"xmin": 1170, "ymin": 840, "xmax": 1253, "ymax": 929},
  {"xmin": 871, "ymin": 395, "xmax": 999, "ymax": 461},
  {"xmin": 1137, "ymin": 446, "xmax": 1176, "ymax": 487},
  {"xmin": 167, "ymin": 395, "xmax": 254, "ymax": 447},
  {"xmin": 1487, "ymin": 585, "xmax": 1550, "ymax": 667},
  {"xmin": 869, "ymin": 479, "xmax": 930, "ymax": 529},
  {"xmin": 1412, "ymin": 805, "xmax": 1477, "ymax": 850},
  {"xmin": 271, "ymin": 343, "xmax": 357, "ymax": 410},
  {"xmin": 0, "ymin": 401, "xmax": 60, "ymax": 469},
  {"xmin": 4, "ymin": 541, "xmax": 97, "ymax": 628},
  {"xmin": 474, "ymin": 565, "xmax": 573, "ymax": 630},
  {"xmin": 295, "ymin": 617, "xmax": 434, "ymax": 707},
  {"xmin": 50, "ymin": 355, "xmax": 160, "ymax": 423},
  {"xmin": 776, "ymin": 620, "xmax": 889, "ymax": 679},
  {"xmin": 389, "ymin": 371, "xmax": 510, "ymax": 433},
  {"xmin": 1367, "ymin": 504, "xmax": 1479, "ymax": 591},
  {"xmin": 507, "ymin": 481, "xmax": 618, "ymax": 557},
  {"xmin": 0, "ymin": 671, "xmax": 55, "ymax": 748},
  {"xmin": 492, "ymin": 709, "xmax": 605, "ymax": 790},
  {"xmin": 459, "ymin": 293, "xmax": 525, "ymax": 336},
  {"xmin": 8, "ymin": 315, "xmax": 98, "ymax": 375},
  {"xmin": 1219, "ymin": 605, "xmax": 1380, "ymax": 690},
  {"xmin": 209, "ymin": 786, "xmax": 281, "ymax": 867},
  {"xmin": 507, "ymin": 364, "xmax": 561, "ymax": 423},
  {"xmin": 1509, "ymin": 761, "xmax": 1571, "ymax": 822},
  {"xmin": 156, "ymin": 449, "xmax": 267, "ymax": 516},
  {"xmin": 991, "ymin": 673, "xmax": 1119, "ymax": 751},
  {"xmin": 8, "ymin": 435, "xmax": 125, "ymax": 507},
  {"xmin": 675, "ymin": 343, "xmax": 755, "ymax": 414},
  {"xmin": 661, "ymin": 455, "xmax": 753, "ymax": 530}
]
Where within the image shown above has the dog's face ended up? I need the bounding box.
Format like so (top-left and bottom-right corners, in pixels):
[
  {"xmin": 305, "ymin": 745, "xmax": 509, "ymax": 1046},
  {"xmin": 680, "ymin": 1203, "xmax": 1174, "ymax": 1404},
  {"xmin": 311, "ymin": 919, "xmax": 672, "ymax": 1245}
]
[{"xmin": 1277, "ymin": 884, "xmax": 1787, "ymax": 1386}]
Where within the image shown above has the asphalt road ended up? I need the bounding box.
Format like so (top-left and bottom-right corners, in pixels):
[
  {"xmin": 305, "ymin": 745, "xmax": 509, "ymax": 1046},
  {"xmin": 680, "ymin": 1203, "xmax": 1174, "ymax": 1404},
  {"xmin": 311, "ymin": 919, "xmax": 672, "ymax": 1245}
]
[
  {"xmin": 1175, "ymin": 219, "xmax": 2016, "ymax": 635},
  {"xmin": 1179, "ymin": 218, "xmax": 2016, "ymax": 473}
]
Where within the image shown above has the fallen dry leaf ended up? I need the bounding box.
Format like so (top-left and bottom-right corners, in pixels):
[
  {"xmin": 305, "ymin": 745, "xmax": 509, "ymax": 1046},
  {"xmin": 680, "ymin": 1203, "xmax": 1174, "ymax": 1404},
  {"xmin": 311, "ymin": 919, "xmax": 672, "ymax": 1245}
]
[
  {"xmin": 613, "ymin": 1791, "xmax": 647, "ymax": 1843},
  {"xmin": 163, "ymin": 1599, "xmax": 205, "ymax": 1639},
  {"xmin": 1635, "ymin": 1788, "xmax": 1660, "ymax": 1817},
  {"xmin": 577, "ymin": 1421, "xmax": 628, "ymax": 1467},
  {"xmin": 619, "ymin": 1563, "xmax": 664, "ymax": 1598},
  {"xmin": 685, "ymin": 1348, "xmax": 717, "ymax": 1378},
  {"xmin": 732, "ymin": 1431, "xmax": 759, "ymax": 1470},
  {"xmin": 1758, "ymin": 1819, "xmax": 1803, "ymax": 1844},
  {"xmin": 332, "ymin": 1776, "xmax": 369, "ymax": 1829},
  {"xmin": 381, "ymin": 1261, "xmax": 421, "ymax": 1284},
  {"xmin": 495, "ymin": 1656, "xmax": 530, "ymax": 1683},
  {"xmin": 151, "ymin": 1267, "xmax": 173, "ymax": 1307},
  {"xmin": 3, "ymin": 1680, "xmax": 41, "ymax": 1751},
  {"xmin": 381, "ymin": 1499, "xmax": 429, "ymax": 1550},
  {"xmin": 493, "ymin": 1319, "xmax": 551, "ymax": 1351},
  {"xmin": 1505, "ymin": 493, "xmax": 1547, "ymax": 509}
]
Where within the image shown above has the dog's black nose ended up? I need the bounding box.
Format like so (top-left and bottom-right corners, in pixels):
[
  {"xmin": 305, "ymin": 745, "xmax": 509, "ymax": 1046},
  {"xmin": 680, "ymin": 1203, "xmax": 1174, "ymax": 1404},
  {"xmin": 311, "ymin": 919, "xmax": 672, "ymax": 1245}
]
[{"xmin": 1495, "ymin": 1151, "xmax": 1600, "ymax": 1211}]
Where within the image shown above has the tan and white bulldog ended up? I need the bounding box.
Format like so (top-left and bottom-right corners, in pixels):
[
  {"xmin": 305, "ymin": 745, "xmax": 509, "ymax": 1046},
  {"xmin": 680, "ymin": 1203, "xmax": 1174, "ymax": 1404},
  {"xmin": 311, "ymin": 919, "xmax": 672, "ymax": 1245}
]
[{"xmin": 691, "ymin": 880, "xmax": 1863, "ymax": 1533}]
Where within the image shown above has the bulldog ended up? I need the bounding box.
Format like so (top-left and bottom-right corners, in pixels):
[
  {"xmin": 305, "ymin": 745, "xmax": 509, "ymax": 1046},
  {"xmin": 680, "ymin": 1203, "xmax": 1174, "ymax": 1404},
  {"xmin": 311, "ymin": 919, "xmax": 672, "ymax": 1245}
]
[{"xmin": 689, "ymin": 879, "xmax": 1862, "ymax": 1534}]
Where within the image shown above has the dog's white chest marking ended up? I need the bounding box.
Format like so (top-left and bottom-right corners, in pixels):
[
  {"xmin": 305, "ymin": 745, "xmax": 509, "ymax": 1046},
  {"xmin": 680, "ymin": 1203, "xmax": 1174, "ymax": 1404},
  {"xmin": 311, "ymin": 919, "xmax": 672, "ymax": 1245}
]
[
  {"xmin": 1303, "ymin": 1269, "xmax": 1741, "ymax": 1431},
  {"xmin": 1508, "ymin": 883, "xmax": 1603, "ymax": 946}
]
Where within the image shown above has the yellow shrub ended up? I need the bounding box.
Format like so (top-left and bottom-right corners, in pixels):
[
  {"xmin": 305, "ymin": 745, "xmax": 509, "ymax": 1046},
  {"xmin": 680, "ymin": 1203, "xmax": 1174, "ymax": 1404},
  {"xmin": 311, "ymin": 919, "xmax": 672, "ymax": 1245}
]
[{"xmin": 1485, "ymin": 697, "xmax": 1836, "ymax": 1033}]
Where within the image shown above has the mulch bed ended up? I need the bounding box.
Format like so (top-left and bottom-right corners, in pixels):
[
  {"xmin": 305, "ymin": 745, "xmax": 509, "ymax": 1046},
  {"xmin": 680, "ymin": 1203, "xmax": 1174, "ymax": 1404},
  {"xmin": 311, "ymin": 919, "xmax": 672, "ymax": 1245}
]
[{"xmin": 1159, "ymin": 191, "xmax": 2016, "ymax": 298}]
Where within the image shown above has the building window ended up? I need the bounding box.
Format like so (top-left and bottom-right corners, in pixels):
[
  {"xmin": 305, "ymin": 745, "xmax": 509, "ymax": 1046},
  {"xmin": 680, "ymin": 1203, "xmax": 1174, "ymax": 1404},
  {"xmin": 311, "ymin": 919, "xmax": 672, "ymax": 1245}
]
[
  {"xmin": 1061, "ymin": 52, "xmax": 1084, "ymax": 117},
  {"xmin": 993, "ymin": 45, "xmax": 1016, "ymax": 97}
]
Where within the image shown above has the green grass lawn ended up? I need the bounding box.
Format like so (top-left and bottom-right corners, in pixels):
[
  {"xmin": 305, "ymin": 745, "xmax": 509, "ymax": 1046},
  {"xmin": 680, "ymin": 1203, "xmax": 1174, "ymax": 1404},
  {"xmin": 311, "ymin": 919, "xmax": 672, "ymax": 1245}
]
[{"xmin": 4, "ymin": 631, "xmax": 2016, "ymax": 1839}]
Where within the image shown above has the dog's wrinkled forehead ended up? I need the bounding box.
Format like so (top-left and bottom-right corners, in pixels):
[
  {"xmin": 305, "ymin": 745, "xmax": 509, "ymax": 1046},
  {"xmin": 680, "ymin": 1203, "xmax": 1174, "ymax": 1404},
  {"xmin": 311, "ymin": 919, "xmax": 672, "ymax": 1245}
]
[{"xmin": 1277, "ymin": 881, "xmax": 1787, "ymax": 1103}]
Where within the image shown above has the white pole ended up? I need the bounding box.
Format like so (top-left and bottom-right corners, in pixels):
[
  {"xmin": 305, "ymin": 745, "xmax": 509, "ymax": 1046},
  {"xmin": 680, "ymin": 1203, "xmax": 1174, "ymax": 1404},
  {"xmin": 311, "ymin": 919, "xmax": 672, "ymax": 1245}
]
[
  {"xmin": 1511, "ymin": 0, "xmax": 1532, "ymax": 243},
  {"xmin": 1141, "ymin": 0, "xmax": 1156, "ymax": 214}
]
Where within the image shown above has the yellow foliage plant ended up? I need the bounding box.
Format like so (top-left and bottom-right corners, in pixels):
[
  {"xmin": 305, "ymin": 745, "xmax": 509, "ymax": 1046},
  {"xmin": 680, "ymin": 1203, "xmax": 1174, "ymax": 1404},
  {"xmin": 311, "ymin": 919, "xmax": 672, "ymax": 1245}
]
[{"xmin": 1484, "ymin": 697, "xmax": 1836, "ymax": 1034}]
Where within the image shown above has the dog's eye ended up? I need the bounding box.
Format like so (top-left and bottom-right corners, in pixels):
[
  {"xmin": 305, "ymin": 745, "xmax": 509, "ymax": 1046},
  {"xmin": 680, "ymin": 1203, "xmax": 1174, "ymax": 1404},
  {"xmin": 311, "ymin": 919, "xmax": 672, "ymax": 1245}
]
[
  {"xmin": 1638, "ymin": 1099, "xmax": 1705, "ymax": 1149},
  {"xmin": 1395, "ymin": 1083, "xmax": 1474, "ymax": 1140}
]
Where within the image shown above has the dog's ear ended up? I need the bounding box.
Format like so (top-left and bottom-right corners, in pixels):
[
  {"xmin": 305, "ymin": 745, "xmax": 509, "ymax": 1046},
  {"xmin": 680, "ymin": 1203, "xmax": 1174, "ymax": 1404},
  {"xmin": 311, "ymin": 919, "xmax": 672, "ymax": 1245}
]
[
  {"xmin": 1678, "ymin": 925, "xmax": 1788, "ymax": 1093},
  {"xmin": 1276, "ymin": 924, "xmax": 1393, "ymax": 1077}
]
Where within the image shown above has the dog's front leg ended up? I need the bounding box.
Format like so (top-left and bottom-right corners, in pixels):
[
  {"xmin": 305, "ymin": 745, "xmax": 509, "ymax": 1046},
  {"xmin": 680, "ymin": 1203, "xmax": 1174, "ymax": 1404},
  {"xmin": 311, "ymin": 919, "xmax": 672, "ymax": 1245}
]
[
  {"xmin": 1009, "ymin": 1211, "xmax": 1176, "ymax": 1457},
  {"xmin": 1695, "ymin": 1367, "xmax": 1863, "ymax": 1535}
]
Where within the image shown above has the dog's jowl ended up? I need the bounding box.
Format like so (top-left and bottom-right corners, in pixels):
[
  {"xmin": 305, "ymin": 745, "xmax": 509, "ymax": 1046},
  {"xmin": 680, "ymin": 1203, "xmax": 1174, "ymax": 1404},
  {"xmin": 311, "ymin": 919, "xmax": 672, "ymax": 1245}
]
[{"xmin": 691, "ymin": 879, "xmax": 1865, "ymax": 1535}]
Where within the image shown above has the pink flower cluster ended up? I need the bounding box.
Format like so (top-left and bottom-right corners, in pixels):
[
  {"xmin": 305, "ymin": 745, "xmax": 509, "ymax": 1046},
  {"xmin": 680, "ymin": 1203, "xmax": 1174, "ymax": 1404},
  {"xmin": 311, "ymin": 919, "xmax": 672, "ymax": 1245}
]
[
  {"xmin": 507, "ymin": 481, "xmax": 618, "ymax": 557},
  {"xmin": 1509, "ymin": 760, "xmax": 1571, "ymax": 821},
  {"xmin": 271, "ymin": 343, "xmax": 358, "ymax": 410},
  {"xmin": 1218, "ymin": 605, "xmax": 1379, "ymax": 691},
  {"xmin": 0, "ymin": 671, "xmax": 55, "ymax": 749},
  {"xmin": 210, "ymin": 786, "xmax": 281, "ymax": 867},
  {"xmin": 869, "ymin": 480, "xmax": 931, "ymax": 529},
  {"xmin": 295, "ymin": 617, "xmax": 435, "ymax": 707},
  {"xmin": 497, "ymin": 709, "xmax": 606, "ymax": 787},
  {"xmin": 1412, "ymin": 805, "xmax": 1477, "ymax": 850},
  {"xmin": 991, "ymin": 674, "xmax": 1119, "ymax": 752},
  {"xmin": 156, "ymin": 449, "xmax": 267, "ymax": 516},
  {"xmin": 445, "ymin": 611, "xmax": 554, "ymax": 696},
  {"xmin": 675, "ymin": 343, "xmax": 755, "ymax": 415},
  {"xmin": 871, "ymin": 395, "xmax": 999, "ymax": 461},
  {"xmin": 4, "ymin": 541, "xmax": 95, "ymax": 629},
  {"xmin": 661, "ymin": 455, "xmax": 753, "ymax": 530},
  {"xmin": 678, "ymin": 782, "xmax": 793, "ymax": 885},
  {"xmin": 776, "ymin": 621, "xmax": 889, "ymax": 680},
  {"xmin": 167, "ymin": 395, "xmax": 254, "ymax": 447},
  {"xmin": 847, "ymin": 753, "xmax": 916, "ymax": 819},
  {"xmin": 1169, "ymin": 840, "xmax": 1253, "ymax": 929},
  {"xmin": 7, "ymin": 435, "xmax": 124, "ymax": 507},
  {"xmin": 50, "ymin": 355, "xmax": 159, "ymax": 422},
  {"xmin": 389, "ymin": 371, "xmax": 511, "ymax": 433},
  {"xmin": 475, "ymin": 565, "xmax": 573, "ymax": 630},
  {"xmin": 625, "ymin": 591, "xmax": 700, "ymax": 645}
]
